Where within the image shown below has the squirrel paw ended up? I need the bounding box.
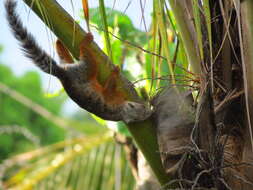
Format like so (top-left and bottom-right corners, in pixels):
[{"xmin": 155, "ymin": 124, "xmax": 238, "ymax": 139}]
[{"xmin": 121, "ymin": 101, "xmax": 153, "ymax": 124}]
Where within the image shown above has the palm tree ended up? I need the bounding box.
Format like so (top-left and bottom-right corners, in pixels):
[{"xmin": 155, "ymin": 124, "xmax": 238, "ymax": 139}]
[{"xmin": 4, "ymin": 0, "xmax": 253, "ymax": 189}]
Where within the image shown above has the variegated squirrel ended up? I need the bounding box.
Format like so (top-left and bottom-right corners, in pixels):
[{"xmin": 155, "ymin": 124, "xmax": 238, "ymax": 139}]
[{"xmin": 5, "ymin": 0, "xmax": 151, "ymax": 123}]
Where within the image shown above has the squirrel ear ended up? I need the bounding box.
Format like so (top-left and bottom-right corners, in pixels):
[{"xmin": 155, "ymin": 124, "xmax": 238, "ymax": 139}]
[{"xmin": 56, "ymin": 40, "xmax": 74, "ymax": 64}]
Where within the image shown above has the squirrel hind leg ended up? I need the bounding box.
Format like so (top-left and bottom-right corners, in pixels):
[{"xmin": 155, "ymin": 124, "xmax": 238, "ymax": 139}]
[
  {"xmin": 79, "ymin": 32, "xmax": 94, "ymax": 59},
  {"xmin": 103, "ymin": 66, "xmax": 120, "ymax": 93},
  {"xmin": 56, "ymin": 40, "xmax": 74, "ymax": 64}
]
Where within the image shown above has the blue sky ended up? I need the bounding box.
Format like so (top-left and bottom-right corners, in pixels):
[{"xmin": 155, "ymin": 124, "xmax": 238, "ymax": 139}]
[{"xmin": 0, "ymin": 0, "xmax": 152, "ymax": 114}]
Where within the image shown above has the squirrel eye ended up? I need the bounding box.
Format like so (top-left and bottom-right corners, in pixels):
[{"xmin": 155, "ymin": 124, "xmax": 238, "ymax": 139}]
[{"xmin": 128, "ymin": 103, "xmax": 135, "ymax": 108}]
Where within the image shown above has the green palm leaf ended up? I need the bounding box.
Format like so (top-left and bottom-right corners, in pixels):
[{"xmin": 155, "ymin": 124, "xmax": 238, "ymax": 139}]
[{"xmin": 3, "ymin": 133, "xmax": 135, "ymax": 190}]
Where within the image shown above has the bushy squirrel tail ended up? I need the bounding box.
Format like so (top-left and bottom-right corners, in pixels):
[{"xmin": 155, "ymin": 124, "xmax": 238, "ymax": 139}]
[{"xmin": 5, "ymin": 0, "xmax": 60, "ymax": 76}]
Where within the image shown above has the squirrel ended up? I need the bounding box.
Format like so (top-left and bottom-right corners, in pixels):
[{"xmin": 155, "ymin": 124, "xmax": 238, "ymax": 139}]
[{"xmin": 5, "ymin": 0, "xmax": 152, "ymax": 123}]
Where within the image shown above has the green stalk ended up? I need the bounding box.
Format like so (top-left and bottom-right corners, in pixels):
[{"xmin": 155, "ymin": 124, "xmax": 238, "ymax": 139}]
[
  {"xmin": 22, "ymin": 0, "xmax": 169, "ymax": 185},
  {"xmin": 155, "ymin": 0, "xmax": 176, "ymax": 84},
  {"xmin": 128, "ymin": 120, "xmax": 171, "ymax": 185},
  {"xmin": 150, "ymin": 1, "xmax": 159, "ymax": 90},
  {"xmin": 167, "ymin": 0, "xmax": 201, "ymax": 74},
  {"xmin": 192, "ymin": 0, "xmax": 203, "ymax": 60},
  {"xmin": 98, "ymin": 0, "xmax": 113, "ymax": 61},
  {"xmin": 203, "ymin": 0, "xmax": 213, "ymax": 63}
]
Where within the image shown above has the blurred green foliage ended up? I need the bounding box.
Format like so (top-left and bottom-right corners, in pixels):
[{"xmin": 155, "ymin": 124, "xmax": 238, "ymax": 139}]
[
  {"xmin": 89, "ymin": 8, "xmax": 147, "ymax": 45},
  {"xmin": 0, "ymin": 45, "xmax": 3, "ymax": 53},
  {"xmin": 0, "ymin": 63, "xmax": 66, "ymax": 160}
]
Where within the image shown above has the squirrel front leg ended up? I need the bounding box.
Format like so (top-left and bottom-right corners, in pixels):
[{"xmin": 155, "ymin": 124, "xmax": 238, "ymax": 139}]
[
  {"xmin": 79, "ymin": 33, "xmax": 104, "ymax": 94},
  {"xmin": 102, "ymin": 66, "xmax": 127, "ymax": 106}
]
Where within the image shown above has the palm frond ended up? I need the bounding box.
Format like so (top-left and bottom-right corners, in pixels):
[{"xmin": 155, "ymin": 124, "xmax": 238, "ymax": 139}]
[{"xmin": 2, "ymin": 133, "xmax": 135, "ymax": 190}]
